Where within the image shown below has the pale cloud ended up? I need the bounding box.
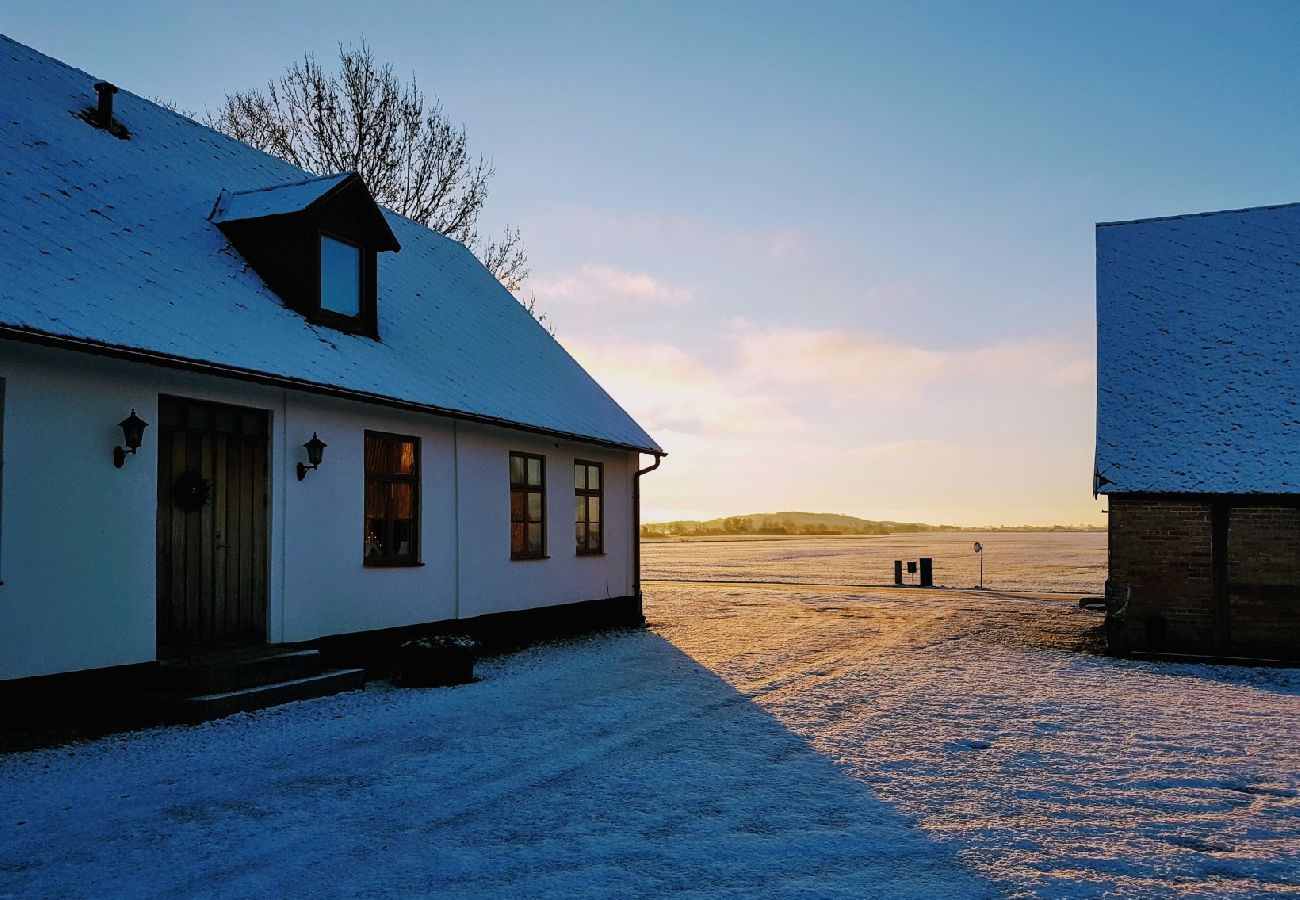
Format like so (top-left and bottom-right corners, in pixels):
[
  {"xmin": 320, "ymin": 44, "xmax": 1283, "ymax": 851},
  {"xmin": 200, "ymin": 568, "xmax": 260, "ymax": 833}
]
[
  {"xmin": 560, "ymin": 319, "xmax": 1101, "ymax": 527},
  {"xmin": 764, "ymin": 228, "xmax": 811, "ymax": 263},
  {"xmin": 535, "ymin": 206, "xmax": 821, "ymax": 271},
  {"xmin": 562, "ymin": 337, "xmax": 804, "ymax": 436},
  {"xmin": 725, "ymin": 320, "xmax": 949, "ymax": 402},
  {"xmin": 532, "ymin": 263, "xmax": 693, "ymax": 308},
  {"xmin": 861, "ymin": 282, "xmax": 923, "ymax": 306},
  {"xmin": 723, "ymin": 320, "xmax": 1092, "ymax": 404}
]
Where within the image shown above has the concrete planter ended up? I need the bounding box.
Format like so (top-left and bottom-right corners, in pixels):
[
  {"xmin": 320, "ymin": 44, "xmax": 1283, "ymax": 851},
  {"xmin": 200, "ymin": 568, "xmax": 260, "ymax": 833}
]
[{"xmin": 397, "ymin": 636, "xmax": 477, "ymax": 687}]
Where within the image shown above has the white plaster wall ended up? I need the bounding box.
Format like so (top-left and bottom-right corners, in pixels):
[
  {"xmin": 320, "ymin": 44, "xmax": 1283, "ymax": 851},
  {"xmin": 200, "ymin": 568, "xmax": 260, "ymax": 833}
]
[
  {"xmin": 0, "ymin": 341, "xmax": 286, "ymax": 679},
  {"xmin": 276, "ymin": 394, "xmax": 458, "ymax": 642},
  {"xmin": 0, "ymin": 340, "xmax": 640, "ymax": 680},
  {"xmin": 454, "ymin": 424, "xmax": 636, "ymax": 619}
]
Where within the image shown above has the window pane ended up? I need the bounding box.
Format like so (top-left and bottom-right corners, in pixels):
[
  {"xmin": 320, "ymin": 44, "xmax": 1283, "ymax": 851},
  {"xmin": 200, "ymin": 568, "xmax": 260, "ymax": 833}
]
[
  {"xmin": 588, "ymin": 466, "xmax": 600, "ymax": 490},
  {"xmin": 510, "ymin": 454, "xmax": 525, "ymax": 485},
  {"xmin": 365, "ymin": 481, "xmax": 387, "ymax": 518},
  {"xmin": 576, "ymin": 522, "xmax": 586, "ymax": 548},
  {"xmin": 365, "ymin": 434, "xmax": 385, "ymax": 473},
  {"xmin": 320, "ymin": 236, "xmax": 361, "ymax": 316},
  {"xmin": 527, "ymin": 490, "xmax": 542, "ymax": 521},
  {"xmin": 589, "ymin": 496, "xmax": 600, "ymax": 524},
  {"xmin": 575, "ymin": 463, "xmax": 587, "ymax": 490},
  {"xmin": 511, "ymin": 522, "xmax": 525, "ymax": 554},
  {"xmin": 394, "ymin": 519, "xmax": 415, "ymax": 558},
  {"xmin": 574, "ymin": 495, "xmax": 585, "ymax": 524},
  {"xmin": 365, "ymin": 518, "xmax": 388, "ymax": 558},
  {"xmin": 510, "ymin": 490, "xmax": 525, "ymax": 522},
  {"xmin": 527, "ymin": 457, "xmax": 542, "ymax": 486},
  {"xmin": 398, "ymin": 441, "xmax": 416, "ymax": 474},
  {"xmin": 392, "ymin": 482, "xmax": 414, "ymax": 519},
  {"xmin": 588, "ymin": 522, "xmax": 601, "ymax": 552},
  {"xmin": 527, "ymin": 523, "xmax": 543, "ymax": 554}
]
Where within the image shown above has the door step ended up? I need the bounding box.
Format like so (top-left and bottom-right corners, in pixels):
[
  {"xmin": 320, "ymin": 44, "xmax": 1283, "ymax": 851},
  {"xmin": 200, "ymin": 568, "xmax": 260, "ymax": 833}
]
[
  {"xmin": 148, "ymin": 669, "xmax": 366, "ymax": 725},
  {"xmin": 159, "ymin": 646, "xmax": 325, "ymax": 694},
  {"xmin": 144, "ymin": 646, "xmax": 364, "ymax": 724}
]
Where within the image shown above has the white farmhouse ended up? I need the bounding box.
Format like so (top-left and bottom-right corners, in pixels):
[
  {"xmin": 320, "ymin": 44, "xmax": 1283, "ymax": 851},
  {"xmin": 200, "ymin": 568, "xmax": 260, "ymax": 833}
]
[{"xmin": 0, "ymin": 36, "xmax": 663, "ymax": 705}]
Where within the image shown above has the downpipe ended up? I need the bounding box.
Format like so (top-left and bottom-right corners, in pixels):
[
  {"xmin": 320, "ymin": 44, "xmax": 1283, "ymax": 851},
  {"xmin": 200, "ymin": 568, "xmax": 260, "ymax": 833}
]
[{"xmin": 633, "ymin": 452, "xmax": 664, "ymax": 618}]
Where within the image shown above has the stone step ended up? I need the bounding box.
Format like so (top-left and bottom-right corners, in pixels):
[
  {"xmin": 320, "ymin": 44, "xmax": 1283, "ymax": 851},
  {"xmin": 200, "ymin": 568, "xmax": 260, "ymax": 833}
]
[
  {"xmin": 159, "ymin": 647, "xmax": 323, "ymax": 694},
  {"xmin": 149, "ymin": 668, "xmax": 366, "ymax": 725}
]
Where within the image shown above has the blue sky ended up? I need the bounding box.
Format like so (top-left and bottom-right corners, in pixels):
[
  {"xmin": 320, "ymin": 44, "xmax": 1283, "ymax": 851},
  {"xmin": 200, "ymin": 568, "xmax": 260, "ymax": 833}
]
[{"xmin": 9, "ymin": 1, "xmax": 1300, "ymax": 524}]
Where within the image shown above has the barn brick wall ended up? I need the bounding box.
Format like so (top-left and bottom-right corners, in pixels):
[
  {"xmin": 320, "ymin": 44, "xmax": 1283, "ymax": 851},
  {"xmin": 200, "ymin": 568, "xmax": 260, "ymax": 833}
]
[
  {"xmin": 1106, "ymin": 497, "xmax": 1217, "ymax": 654},
  {"xmin": 1106, "ymin": 496, "xmax": 1300, "ymax": 660},
  {"xmin": 1223, "ymin": 506, "xmax": 1300, "ymax": 659}
]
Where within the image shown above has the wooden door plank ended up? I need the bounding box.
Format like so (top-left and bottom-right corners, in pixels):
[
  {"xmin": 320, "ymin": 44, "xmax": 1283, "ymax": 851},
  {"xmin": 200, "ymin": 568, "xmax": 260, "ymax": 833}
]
[
  {"xmin": 239, "ymin": 432, "xmax": 255, "ymax": 640},
  {"xmin": 156, "ymin": 428, "xmax": 174, "ymax": 649},
  {"xmin": 251, "ymin": 435, "xmax": 268, "ymax": 639},
  {"xmin": 213, "ymin": 433, "xmax": 228, "ymax": 646},
  {"xmin": 168, "ymin": 427, "xmax": 188, "ymax": 650},
  {"xmin": 227, "ymin": 433, "xmax": 244, "ymax": 638},
  {"xmin": 184, "ymin": 431, "xmax": 203, "ymax": 646},
  {"xmin": 199, "ymin": 432, "xmax": 215, "ymax": 643}
]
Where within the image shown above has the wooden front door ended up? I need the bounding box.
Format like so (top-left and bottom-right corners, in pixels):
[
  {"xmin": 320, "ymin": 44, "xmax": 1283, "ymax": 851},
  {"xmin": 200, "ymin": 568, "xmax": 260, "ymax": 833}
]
[{"xmin": 156, "ymin": 396, "xmax": 269, "ymax": 654}]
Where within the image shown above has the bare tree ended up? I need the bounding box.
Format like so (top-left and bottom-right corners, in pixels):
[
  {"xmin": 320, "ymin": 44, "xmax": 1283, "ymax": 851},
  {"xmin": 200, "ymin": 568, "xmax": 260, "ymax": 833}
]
[{"xmin": 210, "ymin": 41, "xmax": 532, "ymax": 302}]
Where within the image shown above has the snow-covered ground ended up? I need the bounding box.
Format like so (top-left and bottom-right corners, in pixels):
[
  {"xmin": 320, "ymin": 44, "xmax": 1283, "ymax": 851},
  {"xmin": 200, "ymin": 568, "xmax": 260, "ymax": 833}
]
[
  {"xmin": 0, "ymin": 628, "xmax": 991, "ymax": 898},
  {"xmin": 650, "ymin": 581, "xmax": 1300, "ymax": 898},
  {"xmin": 2, "ymin": 545, "xmax": 1297, "ymax": 897}
]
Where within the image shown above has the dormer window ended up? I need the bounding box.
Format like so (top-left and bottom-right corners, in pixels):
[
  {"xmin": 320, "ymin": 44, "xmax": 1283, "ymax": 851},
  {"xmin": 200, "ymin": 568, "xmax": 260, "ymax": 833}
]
[
  {"xmin": 211, "ymin": 172, "xmax": 399, "ymax": 340},
  {"xmin": 320, "ymin": 234, "xmax": 362, "ymax": 317}
]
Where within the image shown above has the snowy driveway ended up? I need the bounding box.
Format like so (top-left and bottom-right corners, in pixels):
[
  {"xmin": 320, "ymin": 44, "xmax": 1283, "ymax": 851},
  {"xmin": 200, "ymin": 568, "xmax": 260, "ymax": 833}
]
[
  {"xmin": 649, "ymin": 581, "xmax": 1300, "ymax": 898},
  {"xmin": 1, "ymin": 581, "xmax": 1297, "ymax": 898}
]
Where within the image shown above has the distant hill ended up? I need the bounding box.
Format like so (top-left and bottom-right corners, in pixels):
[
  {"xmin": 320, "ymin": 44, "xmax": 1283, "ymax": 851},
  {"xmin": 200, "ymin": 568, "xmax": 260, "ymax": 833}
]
[{"xmin": 642, "ymin": 511, "xmax": 1103, "ymax": 537}]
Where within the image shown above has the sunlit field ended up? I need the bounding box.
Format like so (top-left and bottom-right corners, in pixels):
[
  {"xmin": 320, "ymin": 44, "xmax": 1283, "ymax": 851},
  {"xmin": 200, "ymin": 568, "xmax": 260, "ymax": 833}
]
[{"xmin": 643, "ymin": 531, "xmax": 1107, "ymax": 594}]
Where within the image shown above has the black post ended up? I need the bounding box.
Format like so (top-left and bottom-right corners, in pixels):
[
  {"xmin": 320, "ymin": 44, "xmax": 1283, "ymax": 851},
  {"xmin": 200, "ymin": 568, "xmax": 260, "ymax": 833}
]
[
  {"xmin": 893, "ymin": 560, "xmax": 903, "ymax": 585},
  {"xmin": 919, "ymin": 557, "xmax": 933, "ymax": 587}
]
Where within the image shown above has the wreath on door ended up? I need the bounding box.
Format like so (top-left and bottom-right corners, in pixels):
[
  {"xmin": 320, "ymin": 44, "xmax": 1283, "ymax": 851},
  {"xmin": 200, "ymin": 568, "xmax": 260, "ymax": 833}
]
[{"xmin": 173, "ymin": 470, "xmax": 212, "ymax": 512}]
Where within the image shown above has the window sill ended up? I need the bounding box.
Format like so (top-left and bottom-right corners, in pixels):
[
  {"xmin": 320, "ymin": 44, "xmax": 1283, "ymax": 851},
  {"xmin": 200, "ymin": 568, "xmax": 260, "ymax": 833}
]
[
  {"xmin": 363, "ymin": 559, "xmax": 425, "ymax": 568},
  {"xmin": 510, "ymin": 554, "xmax": 550, "ymax": 562},
  {"xmin": 576, "ymin": 551, "xmax": 606, "ymax": 557}
]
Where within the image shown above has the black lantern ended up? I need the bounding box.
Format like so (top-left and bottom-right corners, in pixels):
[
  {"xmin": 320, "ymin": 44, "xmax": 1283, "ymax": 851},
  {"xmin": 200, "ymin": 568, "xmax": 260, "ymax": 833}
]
[
  {"xmin": 113, "ymin": 408, "xmax": 148, "ymax": 468},
  {"xmin": 297, "ymin": 432, "xmax": 328, "ymax": 481}
]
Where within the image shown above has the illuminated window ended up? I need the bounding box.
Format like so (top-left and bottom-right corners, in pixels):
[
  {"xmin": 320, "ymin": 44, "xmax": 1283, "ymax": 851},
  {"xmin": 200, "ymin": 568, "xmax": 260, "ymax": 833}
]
[
  {"xmin": 574, "ymin": 460, "xmax": 603, "ymax": 555},
  {"xmin": 510, "ymin": 451, "xmax": 546, "ymax": 559},
  {"xmin": 364, "ymin": 431, "xmax": 419, "ymax": 566},
  {"xmin": 320, "ymin": 235, "xmax": 362, "ymax": 316}
]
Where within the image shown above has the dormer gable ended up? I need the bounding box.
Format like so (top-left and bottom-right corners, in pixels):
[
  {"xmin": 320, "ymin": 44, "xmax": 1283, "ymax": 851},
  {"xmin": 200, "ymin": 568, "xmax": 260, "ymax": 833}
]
[{"xmin": 211, "ymin": 172, "xmax": 400, "ymax": 339}]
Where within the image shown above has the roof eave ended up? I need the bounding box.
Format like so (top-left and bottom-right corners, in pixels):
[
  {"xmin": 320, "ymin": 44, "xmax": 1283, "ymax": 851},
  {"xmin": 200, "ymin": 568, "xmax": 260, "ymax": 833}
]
[{"xmin": 0, "ymin": 325, "xmax": 663, "ymax": 455}]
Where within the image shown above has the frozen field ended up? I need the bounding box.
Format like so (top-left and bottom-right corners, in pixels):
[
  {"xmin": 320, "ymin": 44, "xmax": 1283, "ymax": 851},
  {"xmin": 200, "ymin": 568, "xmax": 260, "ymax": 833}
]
[
  {"xmin": 2, "ymin": 540, "xmax": 1297, "ymax": 898},
  {"xmin": 643, "ymin": 531, "xmax": 1107, "ymax": 594}
]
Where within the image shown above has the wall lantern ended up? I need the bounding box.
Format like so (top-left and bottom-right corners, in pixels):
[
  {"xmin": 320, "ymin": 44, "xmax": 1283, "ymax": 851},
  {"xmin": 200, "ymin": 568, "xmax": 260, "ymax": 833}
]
[
  {"xmin": 297, "ymin": 432, "xmax": 328, "ymax": 481},
  {"xmin": 113, "ymin": 408, "xmax": 148, "ymax": 467}
]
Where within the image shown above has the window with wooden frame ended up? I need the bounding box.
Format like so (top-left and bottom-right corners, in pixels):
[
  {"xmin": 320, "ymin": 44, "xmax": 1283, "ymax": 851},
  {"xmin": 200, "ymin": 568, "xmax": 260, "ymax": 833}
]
[
  {"xmin": 574, "ymin": 460, "xmax": 603, "ymax": 555},
  {"xmin": 314, "ymin": 231, "xmax": 377, "ymax": 336},
  {"xmin": 510, "ymin": 451, "xmax": 546, "ymax": 559},
  {"xmin": 364, "ymin": 431, "xmax": 420, "ymax": 566}
]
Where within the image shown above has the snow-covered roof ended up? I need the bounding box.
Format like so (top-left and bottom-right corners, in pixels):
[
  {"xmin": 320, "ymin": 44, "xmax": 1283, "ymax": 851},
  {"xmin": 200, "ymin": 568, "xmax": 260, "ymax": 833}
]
[
  {"xmin": 1095, "ymin": 201, "xmax": 1300, "ymax": 494},
  {"xmin": 0, "ymin": 35, "xmax": 661, "ymax": 454},
  {"xmin": 211, "ymin": 172, "xmax": 354, "ymax": 223}
]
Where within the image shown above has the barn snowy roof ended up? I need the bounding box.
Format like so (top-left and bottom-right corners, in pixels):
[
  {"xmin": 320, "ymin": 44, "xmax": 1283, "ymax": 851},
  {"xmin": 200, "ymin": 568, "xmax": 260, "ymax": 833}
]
[
  {"xmin": 0, "ymin": 35, "xmax": 661, "ymax": 454},
  {"xmin": 1095, "ymin": 201, "xmax": 1300, "ymax": 494}
]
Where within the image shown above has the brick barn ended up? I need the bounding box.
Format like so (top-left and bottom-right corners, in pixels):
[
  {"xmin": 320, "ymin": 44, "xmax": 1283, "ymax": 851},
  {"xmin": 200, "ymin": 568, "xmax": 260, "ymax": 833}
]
[{"xmin": 1095, "ymin": 202, "xmax": 1300, "ymax": 662}]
